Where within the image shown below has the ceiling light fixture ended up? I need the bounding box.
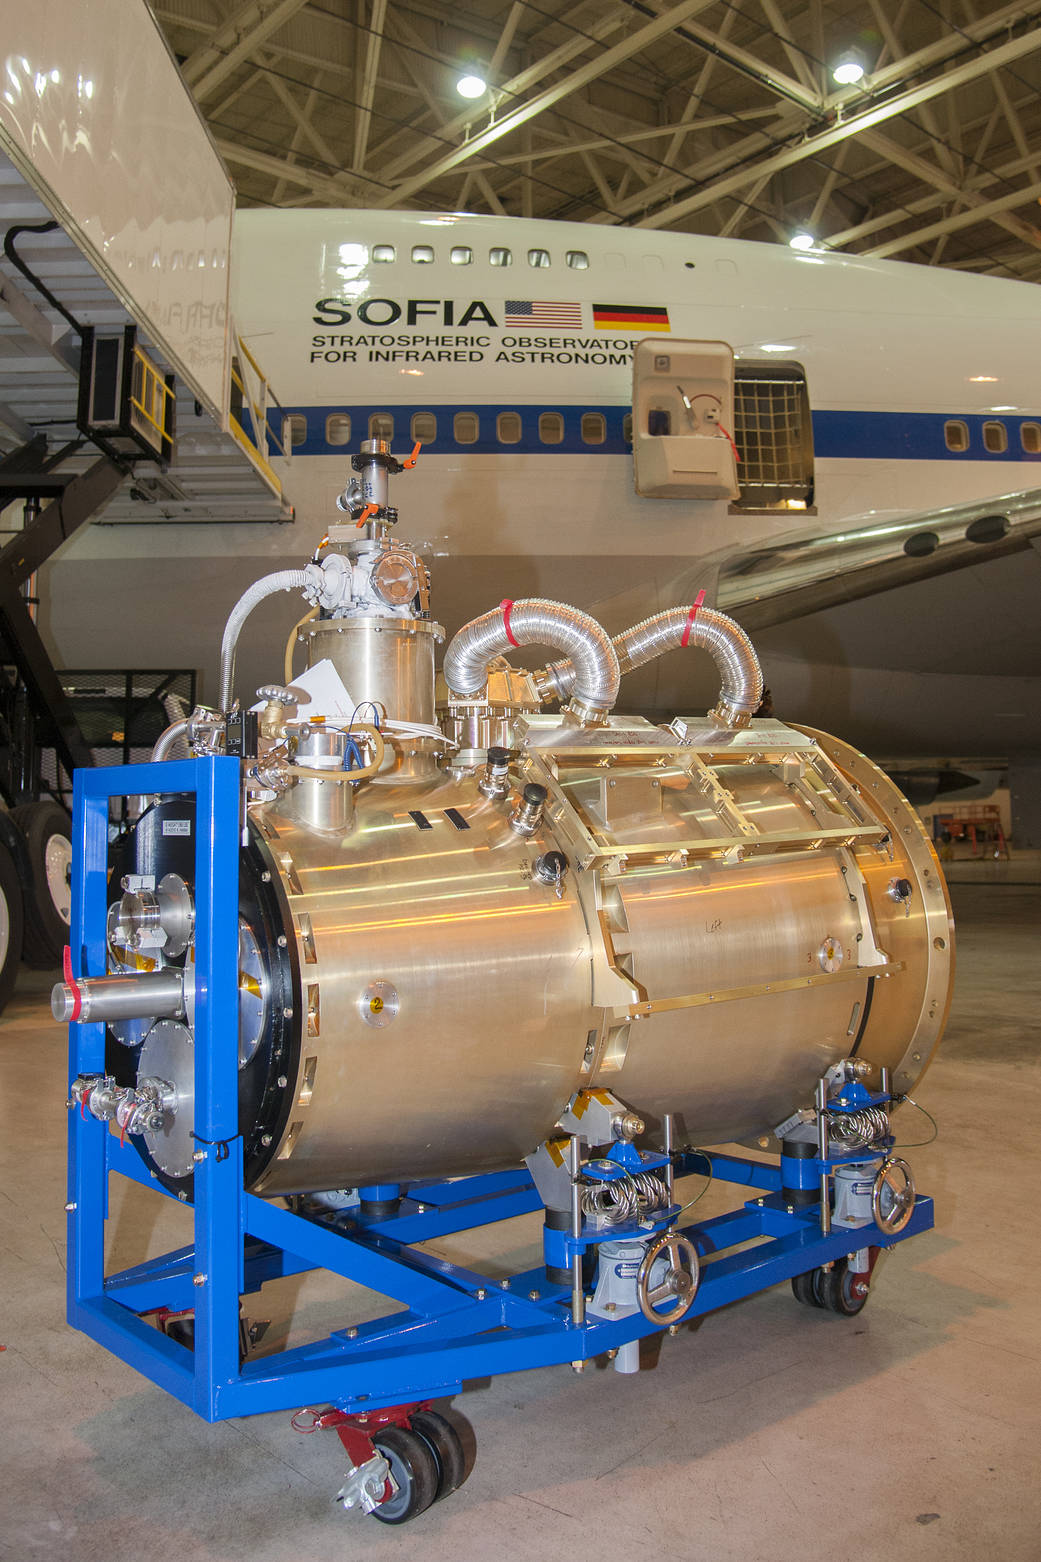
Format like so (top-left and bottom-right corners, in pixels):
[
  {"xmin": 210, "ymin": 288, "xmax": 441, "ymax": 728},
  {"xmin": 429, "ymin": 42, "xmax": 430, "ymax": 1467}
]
[
  {"xmin": 456, "ymin": 72, "xmax": 487, "ymax": 99},
  {"xmin": 832, "ymin": 52, "xmax": 865, "ymax": 85},
  {"xmin": 789, "ymin": 232, "xmax": 816, "ymax": 251}
]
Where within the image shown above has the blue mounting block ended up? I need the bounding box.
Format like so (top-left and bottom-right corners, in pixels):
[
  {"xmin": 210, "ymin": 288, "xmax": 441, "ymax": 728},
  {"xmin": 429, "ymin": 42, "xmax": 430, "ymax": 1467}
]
[{"xmin": 67, "ymin": 758, "xmax": 933, "ymax": 1424}]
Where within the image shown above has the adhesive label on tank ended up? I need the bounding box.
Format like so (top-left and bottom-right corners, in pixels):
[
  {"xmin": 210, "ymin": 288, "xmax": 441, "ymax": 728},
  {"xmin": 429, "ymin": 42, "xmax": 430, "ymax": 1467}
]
[
  {"xmin": 162, "ymin": 820, "xmax": 191, "ymax": 837},
  {"xmin": 614, "ymin": 1261, "xmax": 641, "ymax": 1278}
]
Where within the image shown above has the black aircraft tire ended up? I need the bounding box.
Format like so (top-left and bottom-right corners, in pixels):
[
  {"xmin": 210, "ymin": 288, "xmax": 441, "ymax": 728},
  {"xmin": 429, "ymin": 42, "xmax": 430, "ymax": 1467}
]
[
  {"xmin": 11, "ymin": 802, "xmax": 73, "ymax": 968},
  {"xmin": 0, "ymin": 840, "xmax": 24, "ymax": 1013}
]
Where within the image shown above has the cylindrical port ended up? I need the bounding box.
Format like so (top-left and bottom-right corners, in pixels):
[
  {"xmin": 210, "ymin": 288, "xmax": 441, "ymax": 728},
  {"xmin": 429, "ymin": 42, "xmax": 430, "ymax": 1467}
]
[
  {"xmin": 532, "ymin": 849, "xmax": 568, "ymax": 887},
  {"xmin": 479, "ymin": 745, "xmax": 511, "ymax": 799},
  {"xmin": 110, "ymin": 874, "xmax": 194, "ymax": 959},
  {"xmin": 52, "ymin": 969, "xmax": 186, "ymax": 1025},
  {"xmin": 510, "ymin": 782, "xmax": 547, "ymax": 837}
]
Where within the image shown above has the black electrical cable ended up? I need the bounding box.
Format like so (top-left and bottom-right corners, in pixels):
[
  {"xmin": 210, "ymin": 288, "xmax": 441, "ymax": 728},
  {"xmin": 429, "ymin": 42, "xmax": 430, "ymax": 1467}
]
[{"xmin": 2, "ymin": 222, "xmax": 83, "ymax": 334}]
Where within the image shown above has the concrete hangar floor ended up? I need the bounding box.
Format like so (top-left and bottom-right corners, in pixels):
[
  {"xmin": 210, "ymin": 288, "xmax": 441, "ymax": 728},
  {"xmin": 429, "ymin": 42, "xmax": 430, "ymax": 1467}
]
[{"xmin": 0, "ymin": 881, "xmax": 1038, "ymax": 1562}]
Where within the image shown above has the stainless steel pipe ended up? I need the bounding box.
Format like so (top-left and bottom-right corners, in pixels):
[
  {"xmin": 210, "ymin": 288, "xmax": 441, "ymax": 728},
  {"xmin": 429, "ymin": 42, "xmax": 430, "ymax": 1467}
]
[
  {"xmin": 546, "ymin": 603, "xmax": 763, "ymax": 728},
  {"xmin": 52, "ymin": 969, "xmax": 186, "ymax": 1024},
  {"xmin": 443, "ymin": 598, "xmax": 620, "ymax": 720}
]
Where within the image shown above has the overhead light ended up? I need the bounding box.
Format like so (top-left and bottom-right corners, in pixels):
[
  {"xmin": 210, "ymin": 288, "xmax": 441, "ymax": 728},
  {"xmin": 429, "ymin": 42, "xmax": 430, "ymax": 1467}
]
[
  {"xmin": 456, "ymin": 73, "xmax": 487, "ymax": 99},
  {"xmin": 789, "ymin": 232, "xmax": 815, "ymax": 251},
  {"xmin": 832, "ymin": 52, "xmax": 865, "ymax": 85}
]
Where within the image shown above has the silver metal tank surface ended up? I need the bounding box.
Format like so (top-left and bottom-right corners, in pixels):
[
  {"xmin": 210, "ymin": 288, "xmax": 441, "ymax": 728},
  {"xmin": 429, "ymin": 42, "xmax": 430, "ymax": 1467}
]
[
  {"xmin": 245, "ymin": 717, "xmax": 953, "ymax": 1195},
  {"xmin": 90, "ymin": 499, "xmax": 954, "ymax": 1201}
]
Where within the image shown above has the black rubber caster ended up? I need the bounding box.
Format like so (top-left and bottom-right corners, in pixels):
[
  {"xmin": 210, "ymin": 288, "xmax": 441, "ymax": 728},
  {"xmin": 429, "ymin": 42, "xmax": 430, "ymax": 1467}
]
[
  {"xmin": 816, "ymin": 1257, "xmax": 870, "ymax": 1315},
  {"xmin": 409, "ymin": 1409, "xmax": 469, "ymax": 1501},
  {"xmin": 791, "ymin": 1269, "xmax": 824, "ymax": 1307},
  {"xmin": 370, "ymin": 1425, "xmax": 440, "ymax": 1525}
]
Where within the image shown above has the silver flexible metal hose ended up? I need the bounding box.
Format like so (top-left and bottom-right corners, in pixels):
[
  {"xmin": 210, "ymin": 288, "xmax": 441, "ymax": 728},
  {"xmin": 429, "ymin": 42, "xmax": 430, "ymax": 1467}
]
[
  {"xmin": 218, "ymin": 570, "xmax": 312, "ymax": 711},
  {"xmin": 443, "ymin": 598, "xmax": 620, "ymax": 719},
  {"xmin": 545, "ymin": 603, "xmax": 763, "ymax": 728},
  {"xmin": 151, "ymin": 720, "xmax": 189, "ymax": 762}
]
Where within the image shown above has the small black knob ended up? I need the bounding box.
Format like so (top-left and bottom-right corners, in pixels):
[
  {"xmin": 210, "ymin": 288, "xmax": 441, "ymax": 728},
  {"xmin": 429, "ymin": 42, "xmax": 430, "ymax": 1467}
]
[
  {"xmin": 488, "ymin": 746, "xmax": 509, "ymax": 765},
  {"xmin": 523, "ymin": 783, "xmax": 547, "ymax": 806},
  {"xmin": 889, "ymin": 877, "xmax": 913, "ymax": 902}
]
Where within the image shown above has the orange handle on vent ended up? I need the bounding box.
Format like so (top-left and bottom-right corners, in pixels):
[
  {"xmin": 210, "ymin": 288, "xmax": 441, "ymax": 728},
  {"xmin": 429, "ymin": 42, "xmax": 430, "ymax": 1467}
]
[
  {"xmin": 403, "ymin": 441, "xmax": 422, "ymax": 468},
  {"xmin": 355, "ymin": 502, "xmax": 380, "ymax": 529}
]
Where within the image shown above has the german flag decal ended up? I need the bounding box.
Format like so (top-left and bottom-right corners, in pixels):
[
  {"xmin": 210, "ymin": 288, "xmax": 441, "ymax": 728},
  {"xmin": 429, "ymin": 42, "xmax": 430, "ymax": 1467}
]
[{"xmin": 592, "ymin": 302, "xmax": 671, "ymax": 331}]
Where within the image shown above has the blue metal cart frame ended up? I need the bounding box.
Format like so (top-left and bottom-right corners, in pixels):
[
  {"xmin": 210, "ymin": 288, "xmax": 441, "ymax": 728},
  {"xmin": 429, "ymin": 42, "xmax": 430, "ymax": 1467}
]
[{"xmin": 66, "ymin": 756, "xmax": 933, "ymax": 1423}]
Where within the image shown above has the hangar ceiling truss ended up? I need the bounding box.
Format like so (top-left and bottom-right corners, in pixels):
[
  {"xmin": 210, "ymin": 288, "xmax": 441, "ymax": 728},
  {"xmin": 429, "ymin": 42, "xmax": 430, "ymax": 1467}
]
[{"xmin": 153, "ymin": 0, "xmax": 1041, "ymax": 278}]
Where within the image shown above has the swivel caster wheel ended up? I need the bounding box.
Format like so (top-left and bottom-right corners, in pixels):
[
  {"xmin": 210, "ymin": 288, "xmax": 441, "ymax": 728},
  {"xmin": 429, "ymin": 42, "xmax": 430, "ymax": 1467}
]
[
  {"xmin": 791, "ymin": 1269, "xmax": 824, "ymax": 1308},
  {"xmin": 369, "ymin": 1425, "xmax": 440, "ymax": 1525},
  {"xmin": 409, "ymin": 1409, "xmax": 470, "ymax": 1502},
  {"xmin": 817, "ymin": 1257, "xmax": 870, "ymax": 1316}
]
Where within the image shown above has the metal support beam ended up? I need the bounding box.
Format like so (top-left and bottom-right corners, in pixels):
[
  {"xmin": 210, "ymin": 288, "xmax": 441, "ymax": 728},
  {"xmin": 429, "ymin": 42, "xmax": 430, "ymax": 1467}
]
[
  {"xmin": 635, "ymin": 27, "xmax": 1041, "ymax": 229},
  {"xmin": 378, "ymin": 8, "xmax": 629, "ymax": 183},
  {"xmin": 377, "ymin": 0, "xmax": 720, "ymax": 206},
  {"xmin": 182, "ymin": 0, "xmax": 311, "ymax": 101},
  {"xmin": 353, "ymin": 0, "xmax": 387, "ymax": 173},
  {"xmin": 0, "ymin": 591, "xmax": 94, "ymax": 774},
  {"xmin": 0, "ymin": 457, "xmax": 126, "ymax": 592},
  {"xmin": 867, "ymin": 176, "xmax": 1041, "ymax": 258}
]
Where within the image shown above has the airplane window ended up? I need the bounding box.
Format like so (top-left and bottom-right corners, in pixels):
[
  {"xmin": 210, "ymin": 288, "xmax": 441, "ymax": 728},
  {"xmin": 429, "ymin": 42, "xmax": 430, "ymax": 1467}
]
[
  {"xmin": 373, "ymin": 244, "xmax": 395, "ymax": 262},
  {"xmin": 454, "ymin": 411, "xmax": 479, "ymax": 444},
  {"xmin": 369, "ymin": 413, "xmax": 394, "ymax": 439},
  {"xmin": 497, "ymin": 411, "xmax": 522, "ymax": 444},
  {"xmin": 647, "ymin": 409, "xmax": 671, "ymax": 436},
  {"xmin": 566, "ymin": 250, "xmax": 589, "ymax": 270},
  {"xmin": 411, "ymin": 244, "xmax": 435, "ymax": 264},
  {"xmin": 581, "ymin": 413, "xmax": 606, "ymax": 445},
  {"xmin": 411, "ymin": 412, "xmax": 437, "ymax": 443},
  {"xmin": 982, "ymin": 420, "xmax": 1007, "ymax": 453},
  {"xmin": 622, "ymin": 412, "xmax": 633, "ymax": 444},
  {"xmin": 944, "ymin": 420, "xmax": 970, "ymax": 452},
  {"xmin": 489, "ymin": 247, "xmax": 512, "ymax": 267},
  {"xmin": 325, "ymin": 413, "xmax": 350, "ymax": 446},
  {"xmin": 1021, "ymin": 421, "xmax": 1041, "ymax": 453},
  {"xmin": 451, "ymin": 246, "xmax": 473, "ymax": 265},
  {"xmin": 283, "ymin": 414, "xmax": 307, "ymax": 450},
  {"xmin": 539, "ymin": 412, "xmax": 564, "ymax": 445},
  {"xmin": 528, "ymin": 248, "xmax": 551, "ymax": 268}
]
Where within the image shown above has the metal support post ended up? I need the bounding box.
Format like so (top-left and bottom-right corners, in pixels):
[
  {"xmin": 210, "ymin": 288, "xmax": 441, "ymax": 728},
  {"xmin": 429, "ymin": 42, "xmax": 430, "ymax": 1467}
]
[
  {"xmin": 815, "ymin": 1076, "xmax": 831, "ymax": 1235},
  {"xmin": 568, "ymin": 1134, "xmax": 585, "ymax": 1326}
]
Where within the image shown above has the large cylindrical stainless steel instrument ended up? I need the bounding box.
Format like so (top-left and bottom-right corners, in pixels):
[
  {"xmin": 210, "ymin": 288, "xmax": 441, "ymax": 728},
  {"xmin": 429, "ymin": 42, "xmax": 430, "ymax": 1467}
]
[{"xmin": 60, "ymin": 441, "xmax": 954, "ymax": 1199}]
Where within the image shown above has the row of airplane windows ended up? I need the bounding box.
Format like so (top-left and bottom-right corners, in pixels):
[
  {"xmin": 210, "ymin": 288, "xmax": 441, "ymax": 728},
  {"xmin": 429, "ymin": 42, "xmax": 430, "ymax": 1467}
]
[
  {"xmin": 945, "ymin": 418, "xmax": 1041, "ymax": 453},
  {"xmin": 284, "ymin": 410, "xmax": 616, "ymax": 447},
  {"xmin": 284, "ymin": 410, "xmax": 1041, "ymax": 452},
  {"xmin": 363, "ymin": 243, "xmax": 591, "ymax": 268}
]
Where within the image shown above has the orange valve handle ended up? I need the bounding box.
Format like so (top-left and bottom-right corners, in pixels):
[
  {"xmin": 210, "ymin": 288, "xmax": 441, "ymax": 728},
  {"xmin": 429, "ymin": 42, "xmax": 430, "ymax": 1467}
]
[
  {"xmin": 403, "ymin": 441, "xmax": 422, "ymax": 468},
  {"xmin": 355, "ymin": 502, "xmax": 380, "ymax": 529}
]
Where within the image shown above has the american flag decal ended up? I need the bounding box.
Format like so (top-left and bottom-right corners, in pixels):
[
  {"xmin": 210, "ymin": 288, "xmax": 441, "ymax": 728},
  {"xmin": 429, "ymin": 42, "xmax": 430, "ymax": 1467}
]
[{"xmin": 504, "ymin": 299, "xmax": 583, "ymax": 328}]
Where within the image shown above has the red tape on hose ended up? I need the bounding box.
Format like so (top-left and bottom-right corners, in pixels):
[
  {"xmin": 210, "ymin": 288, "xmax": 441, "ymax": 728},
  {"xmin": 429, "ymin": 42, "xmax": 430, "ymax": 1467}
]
[
  {"xmin": 680, "ymin": 590, "xmax": 706, "ymax": 648},
  {"xmin": 499, "ymin": 598, "xmax": 519, "ymax": 648}
]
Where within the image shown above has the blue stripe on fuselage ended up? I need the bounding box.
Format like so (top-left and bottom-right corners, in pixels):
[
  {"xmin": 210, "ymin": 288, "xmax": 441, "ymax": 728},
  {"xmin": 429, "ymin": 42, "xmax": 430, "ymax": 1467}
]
[{"xmin": 270, "ymin": 405, "xmax": 1041, "ymax": 461}]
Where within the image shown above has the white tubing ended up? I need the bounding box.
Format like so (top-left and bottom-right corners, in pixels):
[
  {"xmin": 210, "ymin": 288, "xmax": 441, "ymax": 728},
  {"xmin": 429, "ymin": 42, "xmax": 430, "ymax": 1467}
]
[
  {"xmin": 443, "ymin": 598, "xmax": 620, "ymax": 718},
  {"xmin": 219, "ymin": 570, "xmax": 312, "ymax": 710}
]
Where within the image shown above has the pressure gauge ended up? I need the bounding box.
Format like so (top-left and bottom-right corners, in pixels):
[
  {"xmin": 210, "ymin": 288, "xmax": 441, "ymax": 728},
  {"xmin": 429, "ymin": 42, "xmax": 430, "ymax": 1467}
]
[{"xmin": 371, "ymin": 550, "xmax": 420, "ymax": 607}]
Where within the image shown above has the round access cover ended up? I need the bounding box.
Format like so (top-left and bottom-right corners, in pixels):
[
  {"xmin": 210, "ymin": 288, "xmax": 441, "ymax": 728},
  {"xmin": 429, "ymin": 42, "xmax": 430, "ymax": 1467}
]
[{"xmin": 138, "ymin": 1019, "xmax": 196, "ymax": 1178}]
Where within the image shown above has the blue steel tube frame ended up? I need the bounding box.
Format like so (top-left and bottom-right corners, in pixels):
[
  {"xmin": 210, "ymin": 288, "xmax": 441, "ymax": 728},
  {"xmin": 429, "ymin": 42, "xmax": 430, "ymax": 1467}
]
[{"xmin": 66, "ymin": 758, "xmax": 935, "ymax": 1425}]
